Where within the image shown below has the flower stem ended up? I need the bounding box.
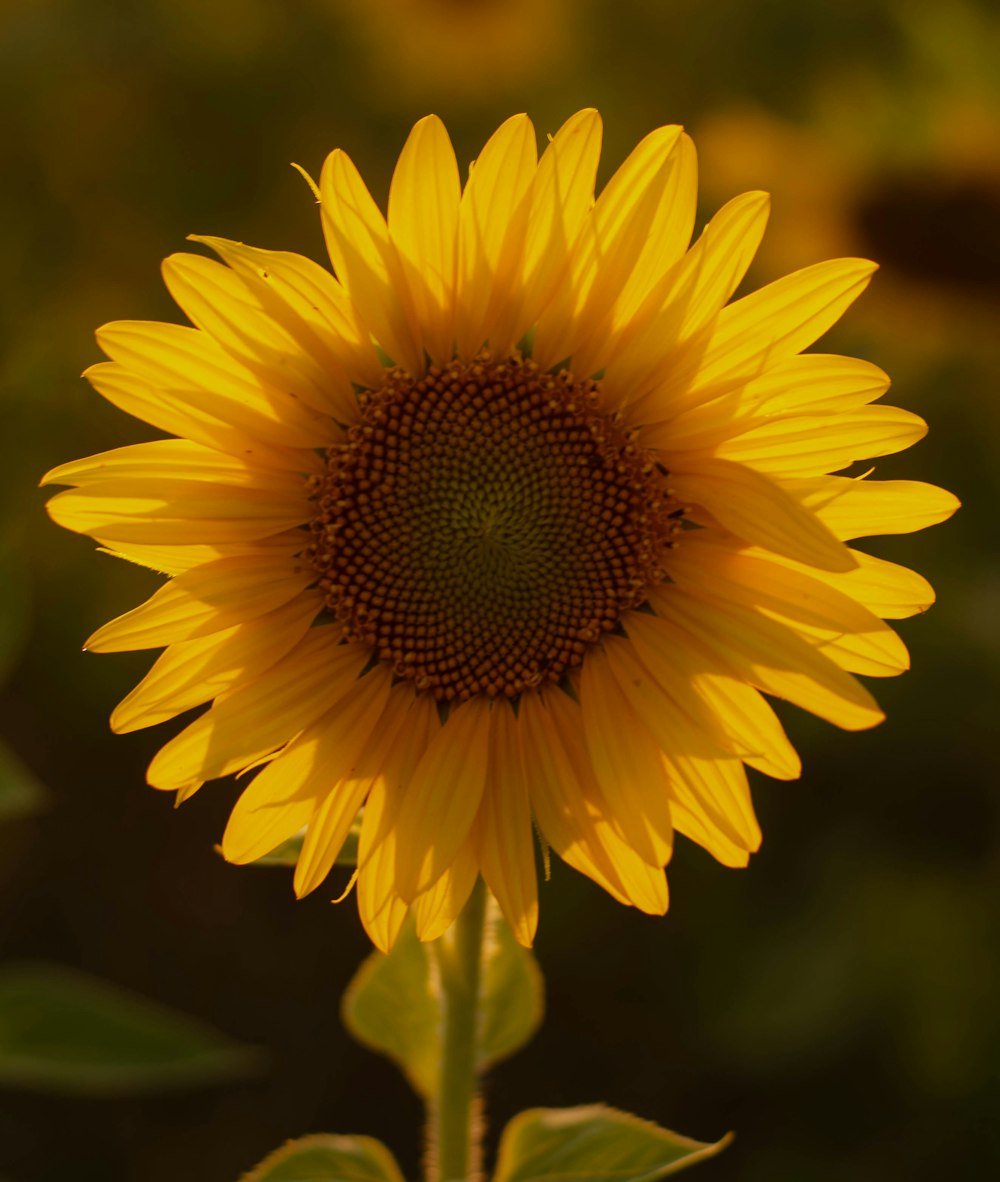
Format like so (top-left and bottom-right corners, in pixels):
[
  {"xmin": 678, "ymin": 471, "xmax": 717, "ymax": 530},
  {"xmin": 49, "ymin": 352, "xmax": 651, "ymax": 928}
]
[{"xmin": 428, "ymin": 876, "xmax": 488, "ymax": 1182}]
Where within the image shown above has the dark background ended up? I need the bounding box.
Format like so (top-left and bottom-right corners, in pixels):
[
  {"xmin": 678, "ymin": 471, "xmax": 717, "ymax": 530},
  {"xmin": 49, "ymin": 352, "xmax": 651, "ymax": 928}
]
[{"xmin": 1, "ymin": 1, "xmax": 998, "ymax": 1179}]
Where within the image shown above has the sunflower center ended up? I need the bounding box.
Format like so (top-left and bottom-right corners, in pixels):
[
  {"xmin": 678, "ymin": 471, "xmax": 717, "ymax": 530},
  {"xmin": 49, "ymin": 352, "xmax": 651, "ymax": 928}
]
[{"xmin": 306, "ymin": 353, "xmax": 682, "ymax": 701}]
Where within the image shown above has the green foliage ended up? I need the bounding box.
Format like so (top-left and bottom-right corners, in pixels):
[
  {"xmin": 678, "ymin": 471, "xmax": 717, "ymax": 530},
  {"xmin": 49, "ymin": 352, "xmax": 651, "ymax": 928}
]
[
  {"xmin": 0, "ymin": 740, "xmax": 46, "ymax": 821},
  {"xmin": 341, "ymin": 917, "xmax": 439, "ymax": 1097},
  {"xmin": 341, "ymin": 903, "xmax": 543, "ymax": 1098},
  {"xmin": 0, "ymin": 962, "xmax": 260, "ymax": 1094},
  {"xmin": 492, "ymin": 1105, "xmax": 732, "ymax": 1182},
  {"xmin": 240, "ymin": 1134, "xmax": 406, "ymax": 1182},
  {"xmin": 479, "ymin": 906, "xmax": 545, "ymax": 1071}
]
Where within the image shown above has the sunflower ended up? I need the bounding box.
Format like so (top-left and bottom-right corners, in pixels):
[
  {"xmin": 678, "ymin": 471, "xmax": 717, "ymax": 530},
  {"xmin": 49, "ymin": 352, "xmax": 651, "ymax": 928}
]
[{"xmin": 44, "ymin": 111, "xmax": 957, "ymax": 950}]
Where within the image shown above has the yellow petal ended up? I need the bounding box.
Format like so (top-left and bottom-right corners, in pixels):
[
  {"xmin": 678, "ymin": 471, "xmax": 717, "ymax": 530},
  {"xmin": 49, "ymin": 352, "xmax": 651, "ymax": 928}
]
[
  {"xmin": 393, "ymin": 698, "xmax": 492, "ymax": 900},
  {"xmin": 42, "ymin": 439, "xmax": 311, "ymax": 492},
  {"xmin": 46, "ymin": 477, "xmax": 309, "ymax": 546},
  {"xmin": 661, "ymin": 784, "xmax": 752, "ymax": 869},
  {"xmin": 388, "ymin": 115, "xmax": 461, "ymax": 363},
  {"xmin": 668, "ymin": 538, "xmax": 909, "ymax": 677},
  {"xmin": 518, "ymin": 109, "xmax": 603, "ymax": 333},
  {"xmin": 623, "ymin": 610, "xmax": 800, "ymax": 781},
  {"xmin": 716, "ymin": 405, "xmax": 927, "ymax": 477},
  {"xmin": 656, "ymin": 353, "xmax": 893, "ymax": 455},
  {"xmin": 320, "ymin": 147, "xmax": 423, "ymax": 373},
  {"xmin": 160, "ymin": 255, "xmax": 345, "ymax": 416},
  {"xmin": 412, "ymin": 848, "xmax": 480, "ymax": 943},
  {"xmin": 651, "ymin": 585, "xmax": 884, "ymax": 731},
  {"xmin": 110, "ymin": 591, "xmax": 320, "ymax": 732},
  {"xmin": 356, "ymin": 782, "xmax": 409, "ymax": 953},
  {"xmin": 146, "ymin": 627, "xmax": 366, "ymax": 790},
  {"xmin": 94, "ymin": 318, "xmax": 342, "ymax": 449},
  {"xmin": 579, "ymin": 646, "xmax": 675, "ymax": 868},
  {"xmin": 534, "ymin": 125, "xmax": 685, "ymax": 369},
  {"xmin": 518, "ymin": 691, "xmax": 634, "ymax": 906},
  {"xmin": 600, "ymin": 190, "xmax": 770, "ymax": 407},
  {"xmin": 652, "ymin": 258, "xmax": 878, "ymax": 415},
  {"xmin": 737, "ymin": 353, "xmax": 892, "ymax": 416},
  {"xmin": 636, "ymin": 189, "xmax": 769, "ymax": 345},
  {"xmin": 542, "ymin": 690, "xmax": 670, "ymax": 914},
  {"xmin": 601, "ymin": 635, "xmax": 761, "ymax": 852},
  {"xmin": 478, "ymin": 702, "xmax": 538, "ymax": 947},
  {"xmin": 668, "ymin": 457, "xmax": 856, "ymax": 571},
  {"xmin": 354, "ymin": 686, "xmax": 439, "ymax": 948},
  {"xmin": 222, "ymin": 797, "xmax": 316, "ymax": 868},
  {"xmin": 455, "ymin": 113, "xmax": 537, "ymax": 358},
  {"xmin": 758, "ymin": 547, "xmax": 936, "ymax": 620},
  {"xmin": 86, "ymin": 553, "xmax": 314, "ymax": 652},
  {"xmin": 290, "ymin": 672, "xmax": 395, "ymax": 896},
  {"xmin": 609, "ymin": 132, "xmax": 700, "ymax": 330},
  {"xmin": 365, "ymin": 693, "xmax": 443, "ymax": 837},
  {"xmin": 83, "ymin": 358, "xmax": 324, "ymax": 468},
  {"xmin": 782, "ymin": 476, "xmax": 961, "ymax": 539},
  {"xmin": 189, "ymin": 235, "xmax": 383, "ymax": 393},
  {"xmin": 92, "ymin": 530, "xmax": 304, "ymax": 578}
]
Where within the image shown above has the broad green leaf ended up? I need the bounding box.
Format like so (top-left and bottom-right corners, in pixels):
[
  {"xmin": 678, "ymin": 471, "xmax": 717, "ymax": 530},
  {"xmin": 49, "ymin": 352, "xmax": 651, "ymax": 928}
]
[
  {"xmin": 342, "ymin": 897, "xmax": 543, "ymax": 1097},
  {"xmin": 241, "ymin": 1134, "xmax": 406, "ymax": 1182},
  {"xmin": 341, "ymin": 919, "xmax": 439, "ymax": 1097},
  {"xmin": 246, "ymin": 812, "xmax": 362, "ymax": 867},
  {"xmin": 0, "ymin": 962, "xmax": 261, "ymax": 1094},
  {"xmin": 0, "ymin": 741, "xmax": 47, "ymax": 822},
  {"xmin": 479, "ymin": 903, "xmax": 544, "ymax": 1071},
  {"xmin": 492, "ymin": 1104, "xmax": 732, "ymax": 1182}
]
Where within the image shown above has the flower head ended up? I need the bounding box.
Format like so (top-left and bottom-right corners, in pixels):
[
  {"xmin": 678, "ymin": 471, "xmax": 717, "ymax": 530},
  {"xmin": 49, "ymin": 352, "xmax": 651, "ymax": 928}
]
[{"xmin": 45, "ymin": 112, "xmax": 958, "ymax": 949}]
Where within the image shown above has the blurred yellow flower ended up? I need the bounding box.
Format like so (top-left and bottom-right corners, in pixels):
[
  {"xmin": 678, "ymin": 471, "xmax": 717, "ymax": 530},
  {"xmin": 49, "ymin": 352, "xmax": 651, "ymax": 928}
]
[
  {"xmin": 328, "ymin": 0, "xmax": 577, "ymax": 102},
  {"xmin": 45, "ymin": 112, "xmax": 957, "ymax": 950},
  {"xmin": 696, "ymin": 96, "xmax": 1000, "ymax": 368}
]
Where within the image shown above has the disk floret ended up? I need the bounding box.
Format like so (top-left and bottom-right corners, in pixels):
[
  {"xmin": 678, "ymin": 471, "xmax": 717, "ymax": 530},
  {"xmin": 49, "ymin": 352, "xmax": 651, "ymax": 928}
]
[{"xmin": 307, "ymin": 353, "xmax": 683, "ymax": 700}]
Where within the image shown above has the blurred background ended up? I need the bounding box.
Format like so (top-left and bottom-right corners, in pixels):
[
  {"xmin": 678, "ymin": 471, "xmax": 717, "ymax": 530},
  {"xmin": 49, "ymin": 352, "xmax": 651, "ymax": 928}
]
[{"xmin": 1, "ymin": 0, "xmax": 998, "ymax": 1178}]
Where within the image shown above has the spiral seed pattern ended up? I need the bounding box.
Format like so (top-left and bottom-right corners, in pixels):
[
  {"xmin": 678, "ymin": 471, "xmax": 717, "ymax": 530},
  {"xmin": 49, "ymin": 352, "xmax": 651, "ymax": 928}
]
[{"xmin": 306, "ymin": 353, "xmax": 682, "ymax": 701}]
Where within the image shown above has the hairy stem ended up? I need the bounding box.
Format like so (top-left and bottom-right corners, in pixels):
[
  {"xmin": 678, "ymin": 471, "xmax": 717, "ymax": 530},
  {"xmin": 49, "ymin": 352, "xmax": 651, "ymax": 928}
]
[{"xmin": 427, "ymin": 876, "xmax": 488, "ymax": 1182}]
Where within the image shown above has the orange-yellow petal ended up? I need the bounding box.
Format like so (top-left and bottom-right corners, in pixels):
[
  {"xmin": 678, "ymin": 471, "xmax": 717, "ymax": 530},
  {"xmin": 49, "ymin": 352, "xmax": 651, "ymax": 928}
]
[
  {"xmin": 393, "ymin": 698, "xmax": 492, "ymax": 900},
  {"xmin": 651, "ymin": 585, "xmax": 884, "ymax": 731},
  {"xmin": 147, "ymin": 628, "xmax": 366, "ymax": 790},
  {"xmin": 320, "ymin": 147, "xmax": 424, "ymax": 373},
  {"xmin": 388, "ymin": 115, "xmax": 461, "ymax": 363},
  {"xmin": 478, "ymin": 702, "xmax": 538, "ymax": 947},
  {"xmin": 579, "ymin": 646, "xmax": 674, "ymax": 868},
  {"xmin": 111, "ymin": 590, "xmax": 319, "ymax": 733},
  {"xmin": 668, "ymin": 457, "xmax": 856, "ymax": 572},
  {"xmin": 454, "ymin": 113, "xmax": 537, "ymax": 358},
  {"xmin": 85, "ymin": 553, "xmax": 314, "ymax": 652}
]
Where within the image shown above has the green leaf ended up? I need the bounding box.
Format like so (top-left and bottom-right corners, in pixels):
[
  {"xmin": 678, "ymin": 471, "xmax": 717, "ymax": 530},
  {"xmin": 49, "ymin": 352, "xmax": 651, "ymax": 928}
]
[
  {"xmin": 0, "ymin": 740, "xmax": 47, "ymax": 822},
  {"xmin": 492, "ymin": 1105, "xmax": 732, "ymax": 1182},
  {"xmin": 341, "ymin": 918, "xmax": 439, "ymax": 1097},
  {"xmin": 241, "ymin": 1134, "xmax": 406, "ymax": 1182},
  {"xmin": 341, "ymin": 898, "xmax": 543, "ymax": 1097},
  {"xmin": 479, "ymin": 904, "xmax": 544, "ymax": 1071},
  {"xmin": 0, "ymin": 962, "xmax": 261, "ymax": 1094}
]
